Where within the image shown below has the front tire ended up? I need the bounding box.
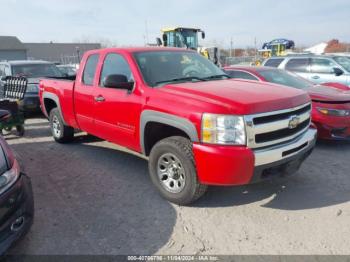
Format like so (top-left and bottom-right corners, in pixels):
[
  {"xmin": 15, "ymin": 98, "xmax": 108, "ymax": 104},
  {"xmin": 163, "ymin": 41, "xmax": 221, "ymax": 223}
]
[
  {"xmin": 49, "ymin": 108, "xmax": 74, "ymax": 143},
  {"xmin": 148, "ymin": 136, "xmax": 207, "ymax": 205}
]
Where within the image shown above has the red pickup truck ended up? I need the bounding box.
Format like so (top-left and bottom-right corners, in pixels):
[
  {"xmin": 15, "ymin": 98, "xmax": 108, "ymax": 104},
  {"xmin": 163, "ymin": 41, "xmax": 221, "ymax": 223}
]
[{"xmin": 39, "ymin": 47, "xmax": 317, "ymax": 205}]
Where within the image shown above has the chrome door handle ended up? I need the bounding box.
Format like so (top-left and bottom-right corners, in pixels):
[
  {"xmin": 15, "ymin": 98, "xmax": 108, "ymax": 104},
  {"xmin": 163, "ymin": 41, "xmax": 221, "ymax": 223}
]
[{"xmin": 94, "ymin": 95, "xmax": 105, "ymax": 102}]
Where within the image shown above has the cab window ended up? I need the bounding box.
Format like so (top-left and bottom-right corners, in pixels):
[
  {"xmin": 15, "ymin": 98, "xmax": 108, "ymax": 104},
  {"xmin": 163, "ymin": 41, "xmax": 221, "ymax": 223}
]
[
  {"xmin": 99, "ymin": 53, "xmax": 133, "ymax": 87},
  {"xmin": 82, "ymin": 54, "xmax": 99, "ymax": 85}
]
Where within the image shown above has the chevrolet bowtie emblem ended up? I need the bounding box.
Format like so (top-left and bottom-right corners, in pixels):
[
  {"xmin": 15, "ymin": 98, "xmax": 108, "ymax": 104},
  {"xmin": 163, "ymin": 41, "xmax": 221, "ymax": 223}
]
[{"xmin": 288, "ymin": 115, "xmax": 300, "ymax": 129}]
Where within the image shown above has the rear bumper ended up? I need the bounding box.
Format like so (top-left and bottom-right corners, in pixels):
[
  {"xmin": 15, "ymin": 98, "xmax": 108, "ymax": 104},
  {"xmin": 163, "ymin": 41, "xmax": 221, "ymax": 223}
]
[
  {"xmin": 0, "ymin": 173, "xmax": 34, "ymax": 255},
  {"xmin": 193, "ymin": 128, "xmax": 317, "ymax": 186}
]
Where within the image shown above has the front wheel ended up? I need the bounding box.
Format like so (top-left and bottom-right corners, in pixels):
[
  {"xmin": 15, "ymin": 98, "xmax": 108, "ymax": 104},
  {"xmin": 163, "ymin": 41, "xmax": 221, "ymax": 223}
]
[
  {"xmin": 49, "ymin": 108, "xmax": 74, "ymax": 143},
  {"xmin": 148, "ymin": 136, "xmax": 207, "ymax": 205}
]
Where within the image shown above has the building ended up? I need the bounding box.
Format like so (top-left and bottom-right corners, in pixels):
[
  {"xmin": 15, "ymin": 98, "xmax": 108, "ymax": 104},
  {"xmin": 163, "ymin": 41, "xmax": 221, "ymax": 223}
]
[
  {"xmin": 0, "ymin": 35, "xmax": 101, "ymax": 64},
  {"xmin": 0, "ymin": 36, "xmax": 27, "ymax": 61},
  {"xmin": 25, "ymin": 42, "xmax": 101, "ymax": 64}
]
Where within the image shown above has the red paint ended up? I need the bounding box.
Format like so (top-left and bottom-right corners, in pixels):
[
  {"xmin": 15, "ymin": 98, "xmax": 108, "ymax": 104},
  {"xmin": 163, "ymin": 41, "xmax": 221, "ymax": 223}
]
[{"xmin": 193, "ymin": 143, "xmax": 255, "ymax": 185}]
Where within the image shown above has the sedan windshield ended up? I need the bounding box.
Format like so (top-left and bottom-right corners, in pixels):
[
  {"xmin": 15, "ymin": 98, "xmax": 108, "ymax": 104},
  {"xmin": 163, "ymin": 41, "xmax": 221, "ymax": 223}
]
[
  {"xmin": 258, "ymin": 69, "xmax": 313, "ymax": 89},
  {"xmin": 12, "ymin": 64, "xmax": 63, "ymax": 78},
  {"xmin": 333, "ymin": 56, "xmax": 350, "ymax": 72},
  {"xmin": 133, "ymin": 51, "xmax": 227, "ymax": 87}
]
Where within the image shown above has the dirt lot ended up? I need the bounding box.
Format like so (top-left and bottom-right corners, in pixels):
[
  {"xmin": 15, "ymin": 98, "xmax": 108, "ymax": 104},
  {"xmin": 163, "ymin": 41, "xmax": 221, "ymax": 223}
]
[{"xmin": 6, "ymin": 117, "xmax": 350, "ymax": 255}]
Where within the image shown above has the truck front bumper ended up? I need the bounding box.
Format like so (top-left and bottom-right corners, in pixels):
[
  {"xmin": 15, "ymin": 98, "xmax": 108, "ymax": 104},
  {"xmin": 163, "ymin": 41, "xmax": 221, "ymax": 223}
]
[{"xmin": 193, "ymin": 128, "xmax": 317, "ymax": 186}]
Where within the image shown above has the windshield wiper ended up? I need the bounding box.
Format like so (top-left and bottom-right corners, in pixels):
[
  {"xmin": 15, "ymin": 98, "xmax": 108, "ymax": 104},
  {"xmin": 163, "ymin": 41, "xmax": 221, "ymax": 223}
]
[
  {"xmin": 202, "ymin": 74, "xmax": 231, "ymax": 80},
  {"xmin": 155, "ymin": 76, "xmax": 207, "ymax": 86}
]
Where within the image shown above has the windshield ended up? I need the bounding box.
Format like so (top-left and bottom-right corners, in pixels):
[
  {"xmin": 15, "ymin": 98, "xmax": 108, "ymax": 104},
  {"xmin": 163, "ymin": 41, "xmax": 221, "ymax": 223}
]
[
  {"xmin": 12, "ymin": 64, "xmax": 63, "ymax": 78},
  {"xmin": 258, "ymin": 69, "xmax": 313, "ymax": 89},
  {"xmin": 180, "ymin": 30, "xmax": 198, "ymax": 49},
  {"xmin": 333, "ymin": 56, "xmax": 350, "ymax": 72},
  {"xmin": 133, "ymin": 51, "xmax": 226, "ymax": 87}
]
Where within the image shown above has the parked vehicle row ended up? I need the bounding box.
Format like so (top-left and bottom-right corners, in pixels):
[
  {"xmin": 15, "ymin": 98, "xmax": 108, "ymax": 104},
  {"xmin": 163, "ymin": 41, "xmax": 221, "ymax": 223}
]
[
  {"xmin": 39, "ymin": 47, "xmax": 317, "ymax": 205},
  {"xmin": 262, "ymin": 55, "xmax": 350, "ymax": 87},
  {"xmin": 224, "ymin": 66, "xmax": 350, "ymax": 140},
  {"xmin": 0, "ymin": 60, "xmax": 64, "ymax": 113},
  {"xmin": 1, "ymin": 47, "xmax": 349, "ymax": 254}
]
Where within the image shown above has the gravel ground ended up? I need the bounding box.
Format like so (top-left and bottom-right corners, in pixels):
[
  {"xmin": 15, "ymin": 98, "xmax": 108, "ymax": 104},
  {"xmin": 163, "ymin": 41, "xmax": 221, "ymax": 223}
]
[{"xmin": 6, "ymin": 117, "xmax": 350, "ymax": 255}]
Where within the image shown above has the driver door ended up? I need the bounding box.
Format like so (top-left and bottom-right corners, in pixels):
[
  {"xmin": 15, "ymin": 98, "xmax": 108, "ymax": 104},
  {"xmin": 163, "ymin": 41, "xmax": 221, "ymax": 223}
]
[{"xmin": 93, "ymin": 52, "xmax": 141, "ymax": 150}]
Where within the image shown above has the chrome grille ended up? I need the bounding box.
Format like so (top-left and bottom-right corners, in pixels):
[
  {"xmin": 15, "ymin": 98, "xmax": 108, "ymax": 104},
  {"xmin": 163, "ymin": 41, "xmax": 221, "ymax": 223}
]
[{"xmin": 245, "ymin": 103, "xmax": 312, "ymax": 148}]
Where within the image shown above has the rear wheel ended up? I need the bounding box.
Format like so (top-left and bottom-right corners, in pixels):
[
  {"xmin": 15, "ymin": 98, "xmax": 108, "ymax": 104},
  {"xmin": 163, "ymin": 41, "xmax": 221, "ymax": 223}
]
[
  {"xmin": 49, "ymin": 108, "xmax": 74, "ymax": 143},
  {"xmin": 148, "ymin": 136, "xmax": 207, "ymax": 205}
]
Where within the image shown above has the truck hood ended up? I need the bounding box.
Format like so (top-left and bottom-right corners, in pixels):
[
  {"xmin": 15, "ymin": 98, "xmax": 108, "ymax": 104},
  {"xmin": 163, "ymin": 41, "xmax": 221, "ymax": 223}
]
[
  {"xmin": 161, "ymin": 79, "xmax": 310, "ymax": 115},
  {"xmin": 306, "ymin": 85, "xmax": 350, "ymax": 103}
]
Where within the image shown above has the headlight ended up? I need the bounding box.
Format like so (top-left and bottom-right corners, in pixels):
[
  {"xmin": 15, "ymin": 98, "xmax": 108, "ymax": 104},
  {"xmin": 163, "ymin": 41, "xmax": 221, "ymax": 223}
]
[
  {"xmin": 201, "ymin": 114, "xmax": 246, "ymax": 145},
  {"xmin": 0, "ymin": 160, "xmax": 19, "ymax": 194},
  {"xmin": 26, "ymin": 84, "xmax": 39, "ymax": 93},
  {"xmin": 317, "ymin": 107, "xmax": 350, "ymax": 117}
]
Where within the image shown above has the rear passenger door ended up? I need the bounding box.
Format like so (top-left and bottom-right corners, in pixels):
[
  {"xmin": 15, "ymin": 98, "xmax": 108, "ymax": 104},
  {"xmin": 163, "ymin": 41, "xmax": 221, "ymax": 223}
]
[
  {"xmin": 74, "ymin": 53, "xmax": 99, "ymax": 133},
  {"xmin": 284, "ymin": 58, "xmax": 311, "ymax": 81}
]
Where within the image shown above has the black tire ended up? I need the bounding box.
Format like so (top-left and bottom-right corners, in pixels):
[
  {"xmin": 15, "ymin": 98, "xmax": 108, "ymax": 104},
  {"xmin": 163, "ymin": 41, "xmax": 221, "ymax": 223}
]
[
  {"xmin": 148, "ymin": 136, "xmax": 207, "ymax": 205},
  {"xmin": 49, "ymin": 108, "xmax": 74, "ymax": 143},
  {"xmin": 16, "ymin": 125, "xmax": 25, "ymax": 136}
]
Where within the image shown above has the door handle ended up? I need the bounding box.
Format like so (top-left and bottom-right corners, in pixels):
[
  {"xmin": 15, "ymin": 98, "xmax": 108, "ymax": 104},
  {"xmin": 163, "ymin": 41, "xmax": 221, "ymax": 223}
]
[
  {"xmin": 94, "ymin": 95, "xmax": 105, "ymax": 102},
  {"xmin": 311, "ymin": 75, "xmax": 320, "ymax": 79}
]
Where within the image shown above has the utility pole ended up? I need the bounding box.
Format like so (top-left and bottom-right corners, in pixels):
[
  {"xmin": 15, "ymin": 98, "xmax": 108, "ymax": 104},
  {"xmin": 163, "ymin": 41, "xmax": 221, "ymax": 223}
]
[
  {"xmin": 145, "ymin": 20, "xmax": 149, "ymax": 46},
  {"xmin": 230, "ymin": 37, "xmax": 233, "ymax": 57},
  {"xmin": 254, "ymin": 37, "xmax": 257, "ymax": 60}
]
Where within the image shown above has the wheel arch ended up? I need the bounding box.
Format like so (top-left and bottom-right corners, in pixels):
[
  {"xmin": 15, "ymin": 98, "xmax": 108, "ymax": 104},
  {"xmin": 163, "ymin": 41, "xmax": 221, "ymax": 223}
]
[
  {"xmin": 140, "ymin": 110, "xmax": 199, "ymax": 156},
  {"xmin": 42, "ymin": 92, "xmax": 67, "ymax": 125}
]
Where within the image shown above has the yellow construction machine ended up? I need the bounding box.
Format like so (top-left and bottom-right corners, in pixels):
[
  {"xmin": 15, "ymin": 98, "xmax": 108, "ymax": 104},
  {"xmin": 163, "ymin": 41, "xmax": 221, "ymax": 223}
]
[{"xmin": 156, "ymin": 27, "xmax": 220, "ymax": 65}]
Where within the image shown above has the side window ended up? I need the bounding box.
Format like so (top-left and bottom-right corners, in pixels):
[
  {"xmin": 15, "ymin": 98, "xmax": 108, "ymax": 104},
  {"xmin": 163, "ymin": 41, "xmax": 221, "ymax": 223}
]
[
  {"xmin": 4, "ymin": 66, "xmax": 11, "ymax": 76},
  {"xmin": 226, "ymin": 70, "xmax": 258, "ymax": 81},
  {"xmin": 82, "ymin": 54, "xmax": 99, "ymax": 86},
  {"xmin": 0, "ymin": 65, "xmax": 5, "ymax": 77},
  {"xmin": 285, "ymin": 58, "xmax": 309, "ymax": 73},
  {"xmin": 311, "ymin": 58, "xmax": 336, "ymax": 74},
  {"xmin": 100, "ymin": 53, "xmax": 133, "ymax": 87},
  {"xmin": 264, "ymin": 58, "xmax": 284, "ymax": 68}
]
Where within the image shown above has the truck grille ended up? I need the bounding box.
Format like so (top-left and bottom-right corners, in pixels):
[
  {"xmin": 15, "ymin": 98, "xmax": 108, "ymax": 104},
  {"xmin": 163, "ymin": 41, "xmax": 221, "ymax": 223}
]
[{"xmin": 245, "ymin": 103, "xmax": 311, "ymax": 148}]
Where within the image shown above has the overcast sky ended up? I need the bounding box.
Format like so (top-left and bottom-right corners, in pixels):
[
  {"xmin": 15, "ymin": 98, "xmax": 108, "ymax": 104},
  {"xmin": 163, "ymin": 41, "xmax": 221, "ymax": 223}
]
[{"xmin": 1, "ymin": 0, "xmax": 349, "ymax": 48}]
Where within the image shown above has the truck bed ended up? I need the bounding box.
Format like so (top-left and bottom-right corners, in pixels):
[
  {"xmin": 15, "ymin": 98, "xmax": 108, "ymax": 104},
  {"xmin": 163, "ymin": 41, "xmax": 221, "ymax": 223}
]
[{"xmin": 39, "ymin": 78, "xmax": 77, "ymax": 128}]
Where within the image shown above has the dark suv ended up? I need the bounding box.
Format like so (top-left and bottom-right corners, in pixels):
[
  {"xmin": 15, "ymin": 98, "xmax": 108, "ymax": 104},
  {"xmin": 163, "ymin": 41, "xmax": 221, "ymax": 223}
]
[
  {"xmin": 262, "ymin": 55, "xmax": 350, "ymax": 87},
  {"xmin": 0, "ymin": 61, "xmax": 63, "ymax": 112}
]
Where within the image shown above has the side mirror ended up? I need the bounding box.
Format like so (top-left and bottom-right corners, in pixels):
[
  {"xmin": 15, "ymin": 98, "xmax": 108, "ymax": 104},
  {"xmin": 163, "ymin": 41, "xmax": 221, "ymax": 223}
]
[
  {"xmin": 156, "ymin": 37, "xmax": 162, "ymax": 46},
  {"xmin": 333, "ymin": 67, "xmax": 344, "ymax": 76},
  {"xmin": 162, "ymin": 33, "xmax": 168, "ymax": 46},
  {"xmin": 201, "ymin": 31, "xmax": 205, "ymax": 39},
  {"xmin": 0, "ymin": 110, "xmax": 11, "ymax": 122},
  {"xmin": 103, "ymin": 74, "xmax": 134, "ymax": 91}
]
